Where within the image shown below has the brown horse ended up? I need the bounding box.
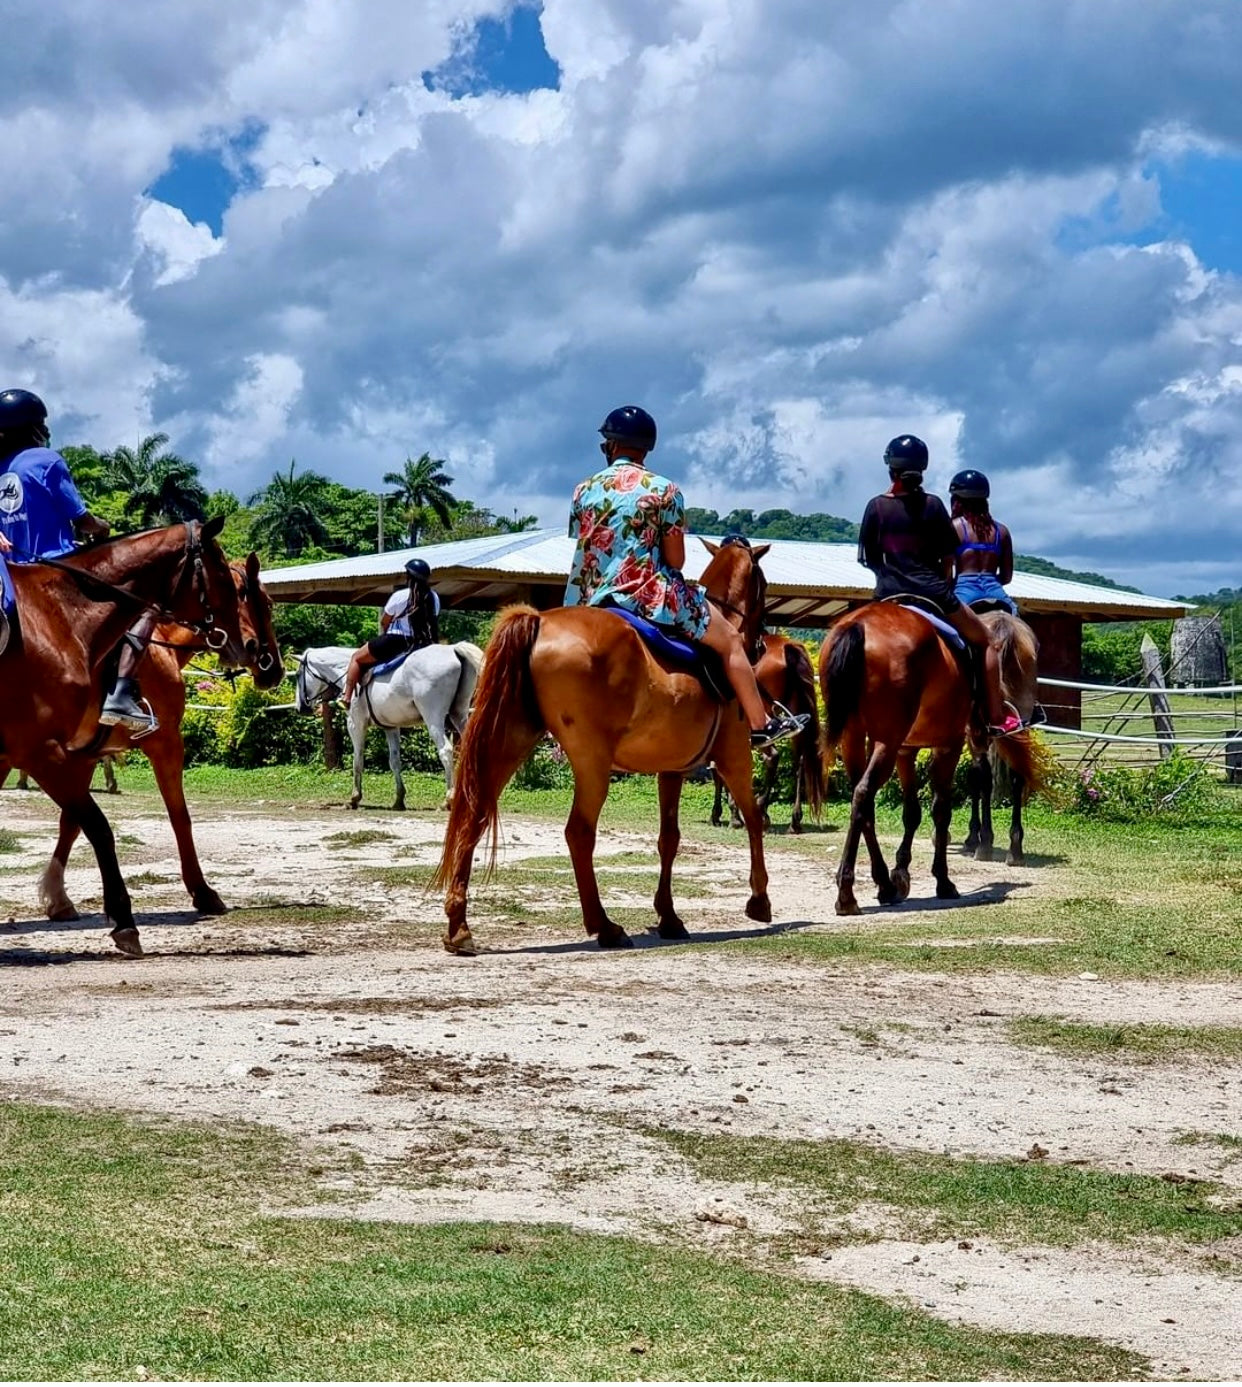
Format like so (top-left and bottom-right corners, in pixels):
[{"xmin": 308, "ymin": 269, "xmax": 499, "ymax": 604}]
[
  {"xmin": 32, "ymin": 554, "xmax": 284, "ymax": 923},
  {"xmin": 711, "ymin": 632, "xmax": 824, "ymax": 833},
  {"xmin": 433, "ymin": 540, "xmax": 774, "ymax": 955},
  {"xmin": 0, "ymin": 519, "xmax": 248, "ymax": 955},
  {"xmin": 819, "ymin": 603, "xmax": 1044, "ymax": 915}
]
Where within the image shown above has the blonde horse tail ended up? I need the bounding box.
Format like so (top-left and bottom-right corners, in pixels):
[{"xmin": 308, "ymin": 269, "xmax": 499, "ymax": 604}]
[
  {"xmin": 448, "ymin": 640, "xmax": 484, "ymax": 736},
  {"xmin": 432, "ymin": 608, "xmax": 544, "ymax": 891},
  {"xmin": 786, "ymin": 640, "xmax": 826, "ymax": 820},
  {"xmin": 990, "ymin": 612, "xmax": 1051, "ymax": 796}
]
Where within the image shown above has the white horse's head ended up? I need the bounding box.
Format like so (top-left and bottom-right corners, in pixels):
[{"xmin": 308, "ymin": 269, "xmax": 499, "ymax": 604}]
[{"xmin": 295, "ymin": 648, "xmax": 346, "ymax": 713}]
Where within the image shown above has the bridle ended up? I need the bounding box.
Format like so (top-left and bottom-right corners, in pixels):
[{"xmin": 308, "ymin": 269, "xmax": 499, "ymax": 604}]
[
  {"xmin": 296, "ymin": 652, "xmax": 344, "ymax": 710},
  {"xmin": 705, "ymin": 535, "xmax": 767, "ymax": 664},
  {"xmin": 233, "ymin": 562, "xmax": 277, "ymax": 673}
]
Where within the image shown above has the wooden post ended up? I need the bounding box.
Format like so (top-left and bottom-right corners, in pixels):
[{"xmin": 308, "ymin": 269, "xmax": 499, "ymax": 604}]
[
  {"xmin": 1140, "ymin": 633, "xmax": 1175, "ymax": 759},
  {"xmin": 320, "ymin": 700, "xmax": 342, "ymax": 770}
]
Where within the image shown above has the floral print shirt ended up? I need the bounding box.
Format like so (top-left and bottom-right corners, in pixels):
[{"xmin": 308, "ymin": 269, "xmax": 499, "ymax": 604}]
[{"xmin": 564, "ymin": 462, "xmax": 711, "ymax": 639}]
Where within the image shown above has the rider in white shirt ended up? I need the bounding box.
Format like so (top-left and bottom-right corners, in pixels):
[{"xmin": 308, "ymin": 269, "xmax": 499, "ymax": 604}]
[{"xmin": 341, "ymin": 557, "xmax": 441, "ymax": 706}]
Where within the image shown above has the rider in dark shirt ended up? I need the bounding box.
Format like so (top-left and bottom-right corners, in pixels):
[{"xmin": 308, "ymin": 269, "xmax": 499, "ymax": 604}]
[{"xmin": 858, "ymin": 436, "xmax": 1022, "ymax": 736}]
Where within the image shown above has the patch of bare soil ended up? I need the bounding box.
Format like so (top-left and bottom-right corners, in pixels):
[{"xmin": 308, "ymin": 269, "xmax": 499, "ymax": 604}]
[{"xmin": 0, "ymin": 788, "xmax": 1239, "ymax": 1376}]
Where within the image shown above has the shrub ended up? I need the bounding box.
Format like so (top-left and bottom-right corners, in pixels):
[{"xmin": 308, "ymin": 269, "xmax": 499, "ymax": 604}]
[{"xmin": 1067, "ymin": 752, "xmax": 1219, "ymax": 822}]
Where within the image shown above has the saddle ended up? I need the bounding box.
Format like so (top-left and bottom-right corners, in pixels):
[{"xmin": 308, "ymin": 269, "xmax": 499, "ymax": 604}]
[
  {"xmin": 368, "ymin": 644, "xmax": 419, "ymax": 682},
  {"xmin": 883, "ymin": 594, "xmax": 965, "ymax": 652},
  {"xmin": 599, "ymin": 604, "xmax": 731, "ymax": 703}
]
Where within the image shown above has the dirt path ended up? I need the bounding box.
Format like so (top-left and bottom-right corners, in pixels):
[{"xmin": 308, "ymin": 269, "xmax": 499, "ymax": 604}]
[{"xmin": 0, "ymin": 789, "xmax": 1239, "ymax": 1378}]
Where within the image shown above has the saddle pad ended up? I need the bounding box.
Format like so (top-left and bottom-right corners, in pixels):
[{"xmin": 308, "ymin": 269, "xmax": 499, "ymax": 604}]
[
  {"xmin": 600, "ymin": 605, "xmax": 730, "ymax": 702},
  {"xmin": 370, "ymin": 647, "xmax": 414, "ymax": 680},
  {"xmin": 900, "ymin": 602, "xmax": 965, "ymax": 651}
]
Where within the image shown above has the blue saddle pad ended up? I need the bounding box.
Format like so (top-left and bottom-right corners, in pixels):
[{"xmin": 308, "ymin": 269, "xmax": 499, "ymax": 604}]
[
  {"xmin": 900, "ymin": 602, "xmax": 965, "ymax": 651},
  {"xmin": 370, "ymin": 647, "xmax": 415, "ymax": 680},
  {"xmin": 600, "ymin": 605, "xmax": 699, "ymax": 664}
]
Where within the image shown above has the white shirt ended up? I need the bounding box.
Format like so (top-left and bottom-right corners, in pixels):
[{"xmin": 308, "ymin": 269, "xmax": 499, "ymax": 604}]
[{"xmin": 383, "ymin": 587, "xmax": 440, "ymax": 635}]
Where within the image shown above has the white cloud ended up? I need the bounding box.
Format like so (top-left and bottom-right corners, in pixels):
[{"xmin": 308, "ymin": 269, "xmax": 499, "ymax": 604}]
[{"xmin": 2, "ymin": 0, "xmax": 1242, "ymax": 593}]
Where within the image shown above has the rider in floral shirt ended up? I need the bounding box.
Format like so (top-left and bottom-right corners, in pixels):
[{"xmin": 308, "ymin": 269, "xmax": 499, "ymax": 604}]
[{"xmin": 565, "ymin": 405, "xmax": 805, "ymax": 749}]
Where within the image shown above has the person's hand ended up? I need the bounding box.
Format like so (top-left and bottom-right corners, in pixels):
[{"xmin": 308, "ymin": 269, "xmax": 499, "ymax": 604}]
[{"xmin": 0, "ymin": 532, "xmax": 11, "ymax": 554}]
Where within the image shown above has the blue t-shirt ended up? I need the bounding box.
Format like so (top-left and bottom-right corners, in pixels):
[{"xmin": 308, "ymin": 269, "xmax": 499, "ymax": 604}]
[{"xmin": 0, "ymin": 447, "xmax": 88, "ymax": 559}]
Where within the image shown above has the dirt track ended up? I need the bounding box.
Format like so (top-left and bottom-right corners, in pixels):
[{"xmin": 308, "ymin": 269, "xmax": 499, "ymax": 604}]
[{"xmin": 0, "ymin": 786, "xmax": 1239, "ymax": 1379}]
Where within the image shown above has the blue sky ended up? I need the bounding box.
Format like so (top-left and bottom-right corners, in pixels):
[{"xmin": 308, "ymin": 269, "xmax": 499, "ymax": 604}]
[{"xmin": 3, "ymin": 0, "xmax": 1242, "ymax": 597}]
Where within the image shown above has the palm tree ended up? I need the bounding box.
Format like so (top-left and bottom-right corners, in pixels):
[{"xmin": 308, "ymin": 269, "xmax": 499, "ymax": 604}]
[
  {"xmin": 246, "ymin": 461, "xmax": 331, "ymax": 558},
  {"xmin": 103, "ymin": 433, "xmax": 208, "ymax": 527},
  {"xmin": 383, "ymin": 453, "xmax": 457, "ymax": 547}
]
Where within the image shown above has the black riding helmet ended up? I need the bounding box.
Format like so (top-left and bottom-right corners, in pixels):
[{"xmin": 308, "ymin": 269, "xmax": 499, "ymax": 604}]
[
  {"xmin": 599, "ymin": 404, "xmax": 657, "ymax": 452},
  {"xmin": 949, "ymin": 469, "xmax": 990, "ymax": 500},
  {"xmin": 0, "ymin": 388, "xmax": 50, "ymax": 448},
  {"xmin": 405, "ymin": 557, "xmax": 432, "ymax": 582},
  {"xmin": 883, "ymin": 434, "xmax": 929, "ymax": 473}
]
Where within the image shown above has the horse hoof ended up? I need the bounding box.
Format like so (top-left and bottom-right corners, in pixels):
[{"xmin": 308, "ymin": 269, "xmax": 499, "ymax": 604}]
[
  {"xmin": 936, "ymin": 881, "xmax": 961, "ymax": 900},
  {"xmin": 392, "ymin": 803, "xmax": 406, "ymax": 813},
  {"xmin": 835, "ymin": 899, "xmax": 861, "ymax": 917},
  {"xmin": 745, "ymin": 894, "xmax": 772, "ymax": 923},
  {"xmin": 1006, "ymin": 852, "xmax": 1025, "ymax": 867},
  {"xmin": 598, "ymin": 928, "xmax": 634, "ymax": 950},
  {"xmin": 891, "ymin": 870, "xmax": 911, "ymax": 902},
  {"xmin": 876, "ymin": 884, "xmax": 900, "ymax": 907},
  {"xmin": 109, "ymin": 927, "xmax": 144, "ymax": 958},
  {"xmin": 47, "ymin": 904, "xmax": 79, "ymax": 923},
  {"xmin": 974, "ymin": 845, "xmax": 995, "ymax": 863},
  {"xmin": 656, "ymin": 919, "xmax": 690, "ymax": 941},
  {"xmin": 347, "ymin": 801, "xmax": 360, "ymax": 811},
  {"xmin": 442, "ymin": 928, "xmax": 477, "ymax": 957},
  {"xmin": 192, "ymin": 889, "xmax": 228, "ymax": 916}
]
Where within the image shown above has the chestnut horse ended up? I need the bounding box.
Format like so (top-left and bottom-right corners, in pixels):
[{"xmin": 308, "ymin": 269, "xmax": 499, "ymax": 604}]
[
  {"xmin": 0, "ymin": 519, "xmax": 247, "ymax": 955},
  {"xmin": 31, "ymin": 554, "xmax": 284, "ymax": 923},
  {"xmin": 433, "ymin": 540, "xmax": 774, "ymax": 955},
  {"xmin": 711, "ymin": 632, "xmax": 824, "ymax": 833},
  {"xmin": 819, "ymin": 604, "xmax": 1043, "ymax": 915}
]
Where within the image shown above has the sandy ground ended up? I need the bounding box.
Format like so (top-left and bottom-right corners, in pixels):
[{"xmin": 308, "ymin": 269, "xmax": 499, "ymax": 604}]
[{"xmin": 0, "ymin": 785, "xmax": 1239, "ymax": 1379}]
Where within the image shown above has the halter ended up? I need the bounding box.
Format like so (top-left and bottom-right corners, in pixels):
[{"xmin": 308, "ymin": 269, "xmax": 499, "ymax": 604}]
[
  {"xmin": 233, "ymin": 562, "xmax": 278, "ymax": 672},
  {"xmin": 296, "ymin": 652, "xmax": 344, "ymax": 710}
]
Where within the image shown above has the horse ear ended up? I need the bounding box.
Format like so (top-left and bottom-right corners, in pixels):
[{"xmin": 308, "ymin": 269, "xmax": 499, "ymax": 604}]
[
  {"xmin": 245, "ymin": 550, "xmax": 261, "ymax": 579},
  {"xmin": 203, "ymin": 514, "xmax": 226, "ymax": 541},
  {"xmin": 701, "ymin": 539, "xmax": 720, "ymax": 556},
  {"xmin": 750, "ymin": 542, "xmax": 771, "ymax": 561}
]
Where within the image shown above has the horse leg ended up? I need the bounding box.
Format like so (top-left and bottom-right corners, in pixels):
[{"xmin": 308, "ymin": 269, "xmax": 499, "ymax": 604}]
[
  {"xmin": 387, "ymin": 728, "xmax": 406, "ymax": 811},
  {"xmin": 789, "ymin": 743, "xmax": 804, "ymax": 835},
  {"xmin": 890, "ymin": 750, "xmax": 920, "ymax": 903},
  {"xmin": 710, "ymin": 771, "xmax": 726, "ymax": 828},
  {"xmin": 1007, "ymin": 769, "xmax": 1026, "ymax": 866},
  {"xmin": 974, "ymin": 752, "xmax": 995, "ymax": 862},
  {"xmin": 654, "ymin": 772, "xmax": 689, "ymax": 940},
  {"xmin": 148, "ymin": 730, "xmax": 225, "ymax": 914},
  {"xmin": 102, "ymin": 756, "xmax": 119, "ymax": 794},
  {"xmin": 348, "ymin": 707, "xmax": 366, "ymax": 810},
  {"xmin": 754, "ymin": 747, "xmax": 777, "ymax": 832},
  {"xmin": 930, "ymin": 749, "xmax": 961, "ymax": 900},
  {"xmin": 426, "ymin": 717, "xmax": 455, "ymax": 811},
  {"xmin": 43, "ymin": 780, "xmax": 142, "ymax": 956},
  {"xmin": 837, "ymin": 740, "xmax": 897, "ymax": 916},
  {"xmin": 963, "ymin": 754, "xmax": 983, "ymax": 854},
  {"xmin": 714, "ymin": 734, "xmax": 771, "ymax": 923},
  {"xmin": 564, "ymin": 758, "xmax": 629, "ymax": 947},
  {"xmin": 39, "ymin": 810, "xmax": 82, "ymax": 921}
]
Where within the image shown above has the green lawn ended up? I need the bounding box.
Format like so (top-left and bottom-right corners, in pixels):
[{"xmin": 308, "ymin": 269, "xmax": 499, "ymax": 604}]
[{"xmin": 0, "ymin": 1104, "xmax": 1144, "ymax": 1382}]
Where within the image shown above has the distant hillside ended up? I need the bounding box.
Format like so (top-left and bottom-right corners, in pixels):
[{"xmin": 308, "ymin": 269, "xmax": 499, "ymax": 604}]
[{"xmin": 687, "ymin": 506, "xmax": 1139, "ymax": 592}]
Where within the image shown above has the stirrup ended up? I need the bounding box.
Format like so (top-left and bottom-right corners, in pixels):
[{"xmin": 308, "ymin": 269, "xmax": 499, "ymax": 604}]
[{"xmin": 987, "ymin": 701, "xmax": 1025, "ymax": 738}]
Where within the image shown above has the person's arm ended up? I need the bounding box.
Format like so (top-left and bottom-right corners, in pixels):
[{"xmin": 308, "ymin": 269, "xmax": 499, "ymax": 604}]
[
  {"xmin": 945, "ymin": 518, "xmax": 964, "ymax": 581},
  {"xmin": 73, "ymin": 512, "xmax": 110, "ymax": 543},
  {"xmin": 428, "ymin": 604, "xmax": 441, "ymax": 644},
  {"xmin": 660, "ymin": 484, "xmax": 688, "ymax": 571},
  {"xmin": 661, "ymin": 528, "xmax": 686, "ymax": 570},
  {"xmin": 998, "ymin": 524, "xmax": 1014, "ymax": 586},
  {"xmin": 858, "ymin": 499, "xmax": 881, "ymax": 570}
]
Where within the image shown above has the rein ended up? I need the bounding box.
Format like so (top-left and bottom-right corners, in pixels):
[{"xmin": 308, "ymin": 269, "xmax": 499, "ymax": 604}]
[{"xmin": 16, "ymin": 522, "xmax": 232, "ymax": 651}]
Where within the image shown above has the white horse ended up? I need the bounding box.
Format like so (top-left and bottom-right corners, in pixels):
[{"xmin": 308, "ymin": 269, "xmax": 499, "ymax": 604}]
[{"xmin": 295, "ymin": 642, "xmax": 483, "ymax": 810}]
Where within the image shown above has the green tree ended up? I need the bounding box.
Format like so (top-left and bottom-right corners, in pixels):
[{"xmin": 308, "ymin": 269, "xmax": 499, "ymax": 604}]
[
  {"xmin": 246, "ymin": 461, "xmax": 331, "ymax": 558},
  {"xmin": 103, "ymin": 433, "xmax": 207, "ymax": 527},
  {"xmin": 383, "ymin": 453, "xmax": 457, "ymax": 547}
]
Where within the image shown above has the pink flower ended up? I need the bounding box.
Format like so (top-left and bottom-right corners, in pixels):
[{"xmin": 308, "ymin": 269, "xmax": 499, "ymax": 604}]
[
  {"xmin": 611, "ymin": 466, "xmax": 645, "ymax": 493},
  {"xmin": 588, "ymin": 524, "xmax": 615, "ymax": 554},
  {"xmin": 196, "ymin": 680, "xmax": 215, "ymax": 694}
]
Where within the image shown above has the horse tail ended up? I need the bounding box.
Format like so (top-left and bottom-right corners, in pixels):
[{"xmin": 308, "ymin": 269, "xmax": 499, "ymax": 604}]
[
  {"xmin": 988, "ymin": 612, "xmax": 1050, "ymax": 797},
  {"xmin": 448, "ymin": 640, "xmax": 484, "ymax": 736},
  {"xmin": 785, "ymin": 641, "xmax": 825, "ymax": 820},
  {"xmin": 431, "ymin": 608, "xmax": 544, "ymax": 890},
  {"xmin": 821, "ymin": 620, "xmax": 866, "ymax": 751}
]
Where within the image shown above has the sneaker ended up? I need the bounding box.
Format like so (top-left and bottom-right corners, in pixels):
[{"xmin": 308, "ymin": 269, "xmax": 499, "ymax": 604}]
[
  {"xmin": 988, "ymin": 710, "xmax": 1024, "ymax": 738},
  {"xmin": 100, "ymin": 678, "xmax": 158, "ymax": 735},
  {"xmin": 750, "ymin": 711, "xmax": 811, "ymax": 750}
]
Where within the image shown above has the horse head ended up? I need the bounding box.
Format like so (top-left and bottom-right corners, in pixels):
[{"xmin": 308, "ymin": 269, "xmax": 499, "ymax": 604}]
[
  {"xmin": 700, "ymin": 536, "xmax": 771, "ymax": 663},
  {"xmin": 231, "ymin": 552, "xmax": 285, "ymax": 689}
]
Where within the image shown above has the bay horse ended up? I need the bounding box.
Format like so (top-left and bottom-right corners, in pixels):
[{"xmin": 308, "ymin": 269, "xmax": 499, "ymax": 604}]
[
  {"xmin": 711, "ymin": 632, "xmax": 824, "ymax": 833},
  {"xmin": 29, "ymin": 554, "xmax": 284, "ymax": 923},
  {"xmin": 0, "ymin": 518, "xmax": 248, "ymax": 955},
  {"xmin": 819, "ymin": 603, "xmax": 1044, "ymax": 915},
  {"xmin": 294, "ymin": 641, "xmax": 483, "ymax": 810},
  {"xmin": 432, "ymin": 540, "xmax": 774, "ymax": 955}
]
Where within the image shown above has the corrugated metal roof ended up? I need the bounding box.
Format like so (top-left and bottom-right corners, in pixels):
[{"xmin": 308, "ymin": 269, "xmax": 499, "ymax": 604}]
[{"xmin": 261, "ymin": 528, "xmax": 1188, "ymax": 623}]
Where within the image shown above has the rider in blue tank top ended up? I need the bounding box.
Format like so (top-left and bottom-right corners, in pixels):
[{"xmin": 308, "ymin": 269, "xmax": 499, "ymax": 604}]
[
  {"xmin": 0, "ymin": 388, "xmax": 158, "ymax": 732},
  {"xmin": 948, "ymin": 470, "xmax": 1017, "ymax": 616}
]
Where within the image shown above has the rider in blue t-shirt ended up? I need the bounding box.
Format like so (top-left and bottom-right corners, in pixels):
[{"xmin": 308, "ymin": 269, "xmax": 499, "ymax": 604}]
[{"xmin": 0, "ymin": 389, "xmax": 155, "ymax": 731}]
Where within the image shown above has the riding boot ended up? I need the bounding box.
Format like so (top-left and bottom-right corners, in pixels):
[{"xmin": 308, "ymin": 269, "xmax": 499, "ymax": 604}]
[{"xmin": 100, "ymin": 677, "xmax": 158, "ymax": 734}]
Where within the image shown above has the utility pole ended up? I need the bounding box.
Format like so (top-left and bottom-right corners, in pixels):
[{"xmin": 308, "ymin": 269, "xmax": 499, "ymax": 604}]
[{"xmin": 377, "ymin": 494, "xmax": 385, "ymax": 553}]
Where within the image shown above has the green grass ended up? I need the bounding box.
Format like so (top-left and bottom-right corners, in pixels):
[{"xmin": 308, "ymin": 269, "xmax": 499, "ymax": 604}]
[
  {"xmin": 652, "ymin": 1127, "xmax": 1242, "ymax": 1251},
  {"xmin": 323, "ymin": 828, "xmax": 400, "ymax": 849},
  {"xmin": 0, "ymin": 828, "xmax": 21, "ymax": 854},
  {"xmin": 1173, "ymin": 1132, "xmax": 1242, "ymax": 1158},
  {"xmin": 0, "ymin": 1102, "xmax": 1144, "ymax": 1381},
  {"xmin": 1009, "ymin": 1016, "xmax": 1242, "ymax": 1063}
]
